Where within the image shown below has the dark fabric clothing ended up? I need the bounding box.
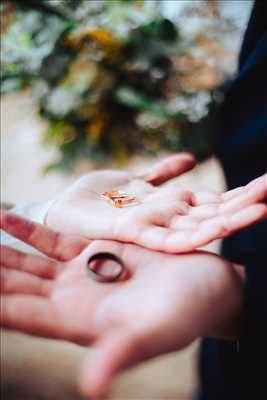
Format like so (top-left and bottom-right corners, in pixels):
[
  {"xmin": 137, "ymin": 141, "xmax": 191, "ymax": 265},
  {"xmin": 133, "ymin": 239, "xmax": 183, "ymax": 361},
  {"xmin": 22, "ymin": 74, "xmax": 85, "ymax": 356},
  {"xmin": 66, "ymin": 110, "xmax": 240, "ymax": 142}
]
[{"xmin": 198, "ymin": 2, "xmax": 267, "ymax": 399}]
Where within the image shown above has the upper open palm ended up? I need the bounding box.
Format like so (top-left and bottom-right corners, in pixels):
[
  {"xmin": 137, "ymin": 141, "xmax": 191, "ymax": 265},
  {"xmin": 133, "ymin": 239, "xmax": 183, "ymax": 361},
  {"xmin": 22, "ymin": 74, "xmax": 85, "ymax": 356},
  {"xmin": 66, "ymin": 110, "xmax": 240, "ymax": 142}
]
[{"xmin": 46, "ymin": 159, "xmax": 267, "ymax": 252}]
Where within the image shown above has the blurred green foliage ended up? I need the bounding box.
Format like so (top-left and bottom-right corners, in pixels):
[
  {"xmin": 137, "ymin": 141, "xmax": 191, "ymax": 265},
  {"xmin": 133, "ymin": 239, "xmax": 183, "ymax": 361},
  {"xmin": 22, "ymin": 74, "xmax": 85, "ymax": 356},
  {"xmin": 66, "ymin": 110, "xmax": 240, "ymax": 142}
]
[{"xmin": 1, "ymin": 0, "xmax": 230, "ymax": 171}]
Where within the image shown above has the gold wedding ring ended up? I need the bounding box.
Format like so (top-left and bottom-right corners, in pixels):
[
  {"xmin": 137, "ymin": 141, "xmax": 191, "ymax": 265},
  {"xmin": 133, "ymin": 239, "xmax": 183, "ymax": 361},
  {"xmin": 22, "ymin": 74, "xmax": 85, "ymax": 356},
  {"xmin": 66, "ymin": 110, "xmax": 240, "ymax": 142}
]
[{"xmin": 101, "ymin": 191, "xmax": 139, "ymax": 208}]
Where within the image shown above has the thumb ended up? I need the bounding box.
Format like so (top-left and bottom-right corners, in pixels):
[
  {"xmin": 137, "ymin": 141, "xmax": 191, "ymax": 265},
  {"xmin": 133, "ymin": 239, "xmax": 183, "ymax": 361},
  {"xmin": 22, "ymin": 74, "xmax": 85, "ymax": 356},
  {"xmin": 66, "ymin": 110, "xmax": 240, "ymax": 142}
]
[
  {"xmin": 137, "ymin": 153, "xmax": 196, "ymax": 186},
  {"xmin": 79, "ymin": 330, "xmax": 143, "ymax": 398}
]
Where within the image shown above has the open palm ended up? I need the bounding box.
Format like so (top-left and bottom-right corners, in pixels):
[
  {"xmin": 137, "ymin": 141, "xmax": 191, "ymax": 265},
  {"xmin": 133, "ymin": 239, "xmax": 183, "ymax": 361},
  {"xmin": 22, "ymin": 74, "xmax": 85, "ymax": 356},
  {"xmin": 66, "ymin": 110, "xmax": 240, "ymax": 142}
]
[
  {"xmin": 1, "ymin": 212, "xmax": 243, "ymax": 397},
  {"xmin": 46, "ymin": 157, "xmax": 267, "ymax": 252}
]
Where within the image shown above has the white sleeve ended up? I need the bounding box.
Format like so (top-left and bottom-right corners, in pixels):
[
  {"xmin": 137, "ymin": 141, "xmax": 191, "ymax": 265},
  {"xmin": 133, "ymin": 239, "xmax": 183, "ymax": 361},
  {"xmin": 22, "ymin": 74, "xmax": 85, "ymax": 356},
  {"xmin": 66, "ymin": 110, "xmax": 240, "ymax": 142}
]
[{"xmin": 1, "ymin": 201, "xmax": 54, "ymax": 253}]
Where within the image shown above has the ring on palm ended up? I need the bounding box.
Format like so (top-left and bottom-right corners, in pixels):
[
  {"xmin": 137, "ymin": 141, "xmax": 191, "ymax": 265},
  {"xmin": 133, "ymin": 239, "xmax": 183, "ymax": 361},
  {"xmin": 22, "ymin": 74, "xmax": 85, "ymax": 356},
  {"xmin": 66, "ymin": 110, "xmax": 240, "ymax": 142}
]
[
  {"xmin": 101, "ymin": 191, "xmax": 139, "ymax": 208},
  {"xmin": 87, "ymin": 252, "xmax": 125, "ymax": 283}
]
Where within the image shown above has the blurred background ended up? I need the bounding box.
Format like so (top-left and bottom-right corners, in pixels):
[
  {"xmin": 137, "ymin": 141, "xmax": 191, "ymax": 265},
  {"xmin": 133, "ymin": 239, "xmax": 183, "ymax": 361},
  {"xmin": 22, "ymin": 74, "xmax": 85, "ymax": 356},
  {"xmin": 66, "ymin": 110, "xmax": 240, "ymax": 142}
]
[{"xmin": 1, "ymin": 1, "xmax": 252, "ymax": 399}]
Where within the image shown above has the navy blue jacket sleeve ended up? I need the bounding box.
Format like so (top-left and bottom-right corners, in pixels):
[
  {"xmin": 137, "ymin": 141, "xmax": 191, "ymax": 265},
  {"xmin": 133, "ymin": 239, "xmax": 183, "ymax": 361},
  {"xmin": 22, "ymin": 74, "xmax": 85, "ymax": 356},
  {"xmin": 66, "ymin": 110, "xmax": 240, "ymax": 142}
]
[{"xmin": 198, "ymin": 3, "xmax": 267, "ymax": 399}]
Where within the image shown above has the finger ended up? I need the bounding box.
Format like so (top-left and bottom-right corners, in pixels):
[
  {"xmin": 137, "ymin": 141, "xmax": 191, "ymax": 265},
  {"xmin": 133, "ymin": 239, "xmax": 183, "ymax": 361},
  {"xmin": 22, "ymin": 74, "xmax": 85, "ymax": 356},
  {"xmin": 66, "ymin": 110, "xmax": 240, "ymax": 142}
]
[
  {"xmin": 193, "ymin": 187, "xmax": 248, "ymax": 206},
  {"xmin": 170, "ymin": 204, "xmax": 220, "ymax": 230},
  {"xmin": 172, "ymin": 203, "xmax": 267, "ymax": 252},
  {"xmin": 0, "ymin": 211, "xmax": 89, "ymax": 261},
  {"xmin": 138, "ymin": 204, "xmax": 267, "ymax": 252},
  {"xmin": 177, "ymin": 180, "xmax": 267, "ymax": 226},
  {"xmin": 222, "ymin": 186, "xmax": 245, "ymax": 201},
  {"xmin": 80, "ymin": 331, "xmax": 142, "ymax": 398},
  {"xmin": 221, "ymin": 174, "xmax": 267, "ymax": 213},
  {"xmin": 205, "ymin": 203, "xmax": 267, "ymax": 239},
  {"xmin": 137, "ymin": 153, "xmax": 196, "ymax": 186},
  {"xmin": 170, "ymin": 215, "xmax": 199, "ymax": 230},
  {"xmin": 192, "ymin": 174, "xmax": 267, "ymax": 206},
  {"xmin": 1, "ymin": 295, "xmax": 60, "ymax": 338},
  {"xmin": 0, "ymin": 245, "xmax": 58, "ymax": 278},
  {"xmin": 189, "ymin": 204, "xmax": 219, "ymax": 219},
  {"xmin": 1, "ymin": 267, "xmax": 51, "ymax": 296},
  {"xmin": 163, "ymin": 226, "xmax": 225, "ymax": 253},
  {"xmin": 192, "ymin": 191, "xmax": 222, "ymax": 206},
  {"xmin": 247, "ymin": 173, "xmax": 267, "ymax": 191}
]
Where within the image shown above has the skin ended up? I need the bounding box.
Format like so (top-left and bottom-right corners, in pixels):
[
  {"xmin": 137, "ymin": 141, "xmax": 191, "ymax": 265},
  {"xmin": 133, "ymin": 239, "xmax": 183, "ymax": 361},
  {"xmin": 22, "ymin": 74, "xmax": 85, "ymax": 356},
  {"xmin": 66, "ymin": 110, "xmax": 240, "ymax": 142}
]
[
  {"xmin": 1, "ymin": 212, "xmax": 244, "ymax": 398},
  {"xmin": 1, "ymin": 156, "xmax": 266, "ymax": 397},
  {"xmin": 46, "ymin": 155, "xmax": 267, "ymax": 253}
]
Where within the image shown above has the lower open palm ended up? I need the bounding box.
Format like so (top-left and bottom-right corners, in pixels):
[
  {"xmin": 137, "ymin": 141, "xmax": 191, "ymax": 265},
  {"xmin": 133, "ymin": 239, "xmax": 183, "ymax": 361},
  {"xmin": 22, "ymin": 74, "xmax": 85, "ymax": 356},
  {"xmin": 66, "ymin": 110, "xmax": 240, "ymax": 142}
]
[{"xmin": 1, "ymin": 212, "xmax": 243, "ymax": 397}]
